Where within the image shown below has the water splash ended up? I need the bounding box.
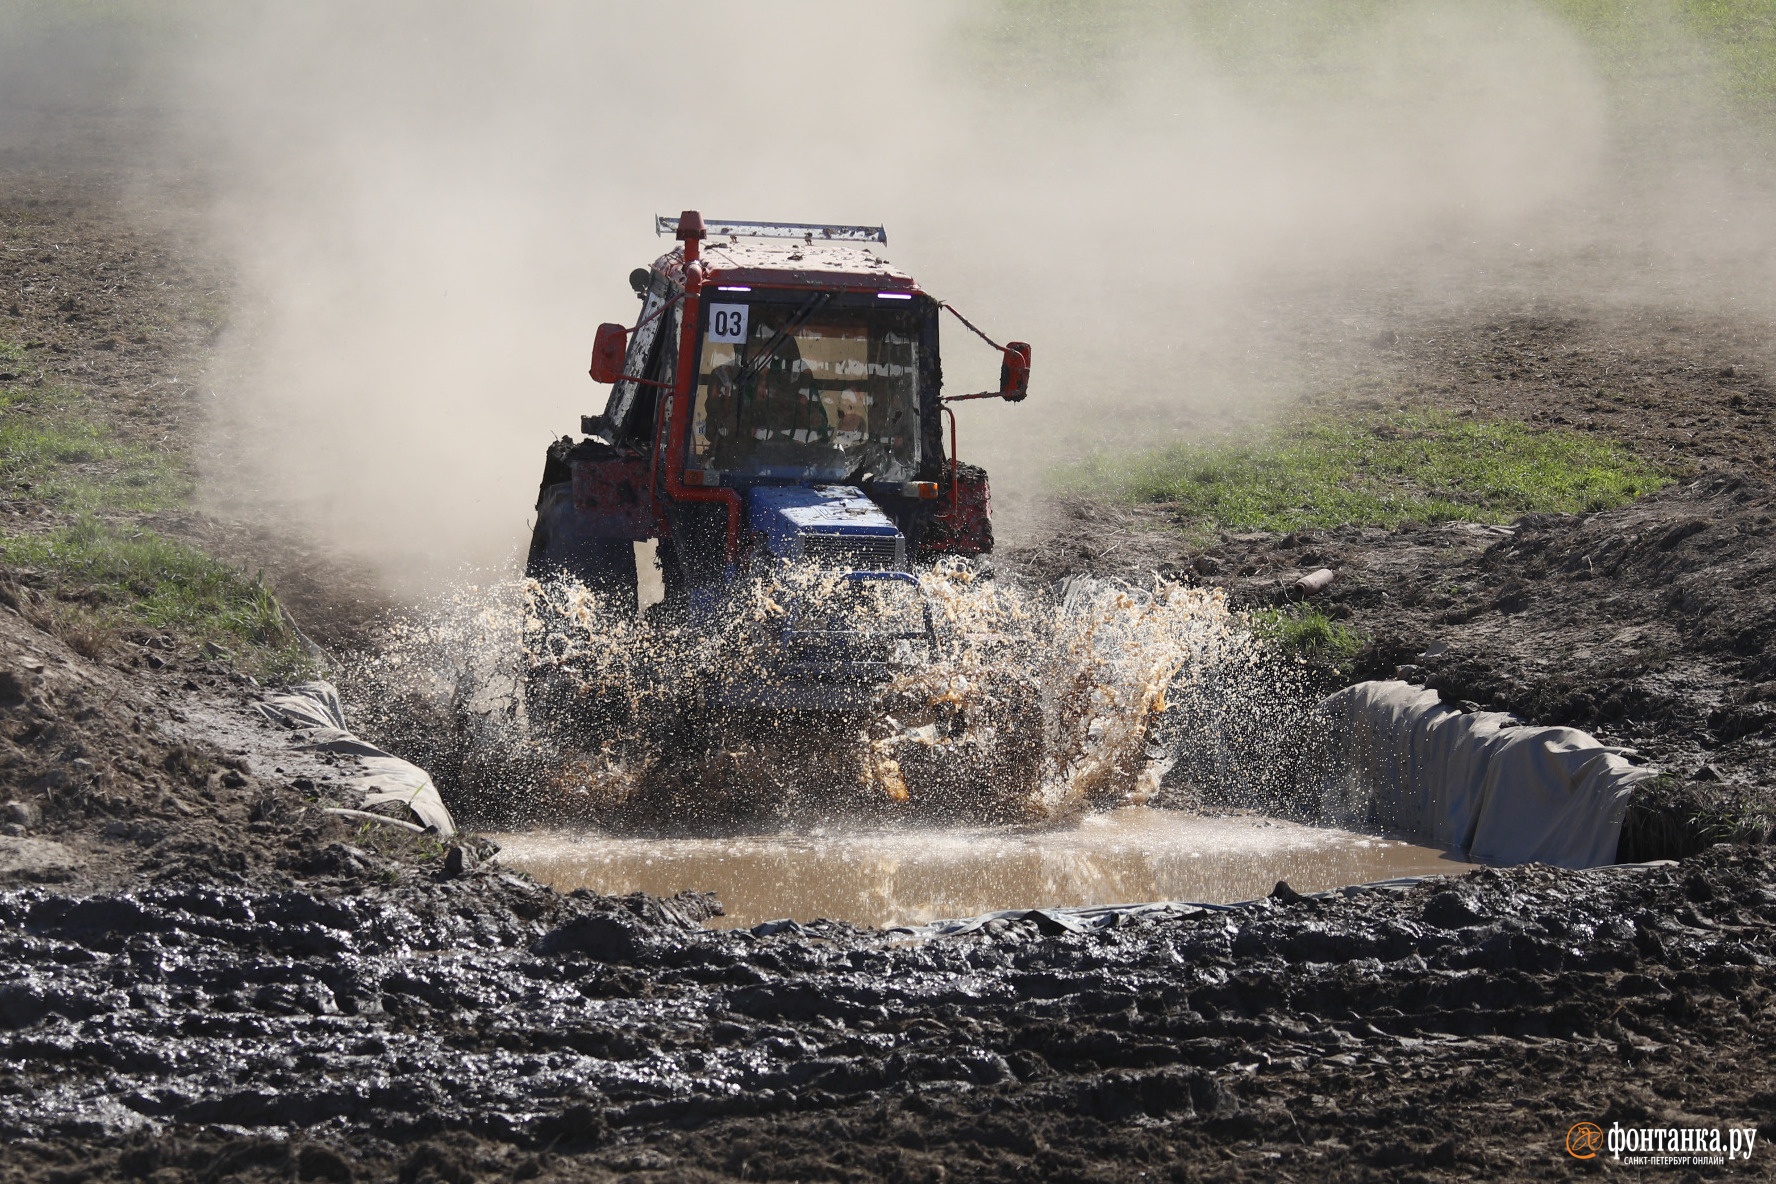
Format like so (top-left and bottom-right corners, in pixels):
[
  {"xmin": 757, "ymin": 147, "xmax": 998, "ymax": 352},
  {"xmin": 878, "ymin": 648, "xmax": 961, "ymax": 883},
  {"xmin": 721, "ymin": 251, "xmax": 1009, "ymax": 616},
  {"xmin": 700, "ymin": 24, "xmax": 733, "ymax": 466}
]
[
  {"xmin": 867, "ymin": 567, "xmax": 1254, "ymax": 821},
  {"xmin": 342, "ymin": 561, "xmax": 1301, "ymax": 830}
]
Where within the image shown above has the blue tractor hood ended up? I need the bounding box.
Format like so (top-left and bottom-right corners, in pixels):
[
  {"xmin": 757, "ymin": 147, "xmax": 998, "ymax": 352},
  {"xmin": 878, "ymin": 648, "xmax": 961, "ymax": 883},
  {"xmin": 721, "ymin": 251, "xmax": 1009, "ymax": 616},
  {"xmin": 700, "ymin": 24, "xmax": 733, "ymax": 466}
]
[{"xmin": 748, "ymin": 485, "xmax": 907, "ymax": 570}]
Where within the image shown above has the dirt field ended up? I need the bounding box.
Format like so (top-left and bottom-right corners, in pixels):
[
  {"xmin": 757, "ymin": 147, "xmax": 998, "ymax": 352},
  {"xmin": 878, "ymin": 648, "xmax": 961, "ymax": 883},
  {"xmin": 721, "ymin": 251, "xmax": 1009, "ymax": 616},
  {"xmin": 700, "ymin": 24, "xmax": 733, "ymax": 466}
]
[
  {"xmin": 4, "ymin": 169, "xmax": 1776, "ymax": 1179},
  {"xmin": 1012, "ymin": 310, "xmax": 1776, "ymax": 857}
]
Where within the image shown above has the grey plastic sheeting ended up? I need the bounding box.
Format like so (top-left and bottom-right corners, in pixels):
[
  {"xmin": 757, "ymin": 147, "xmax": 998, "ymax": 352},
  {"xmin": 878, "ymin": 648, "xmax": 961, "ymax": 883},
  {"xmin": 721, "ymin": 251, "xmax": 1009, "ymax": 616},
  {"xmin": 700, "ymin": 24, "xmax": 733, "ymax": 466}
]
[
  {"xmin": 1318, "ymin": 680, "xmax": 1657, "ymax": 870},
  {"xmin": 253, "ymin": 682, "xmax": 457, "ymax": 838}
]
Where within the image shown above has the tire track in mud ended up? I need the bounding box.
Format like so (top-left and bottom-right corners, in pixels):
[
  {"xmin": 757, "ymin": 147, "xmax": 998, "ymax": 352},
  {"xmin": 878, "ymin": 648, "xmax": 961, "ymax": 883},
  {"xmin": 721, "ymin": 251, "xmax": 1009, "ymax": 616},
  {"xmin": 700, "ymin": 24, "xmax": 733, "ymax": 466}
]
[{"xmin": 1, "ymin": 845, "xmax": 1771, "ymax": 1181}]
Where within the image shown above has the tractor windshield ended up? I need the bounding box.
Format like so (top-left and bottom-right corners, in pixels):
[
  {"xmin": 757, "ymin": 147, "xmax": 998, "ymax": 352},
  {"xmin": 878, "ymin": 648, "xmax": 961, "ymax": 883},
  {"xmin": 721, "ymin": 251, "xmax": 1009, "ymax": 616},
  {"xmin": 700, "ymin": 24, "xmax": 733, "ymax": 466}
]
[{"xmin": 690, "ymin": 296, "xmax": 920, "ymax": 482}]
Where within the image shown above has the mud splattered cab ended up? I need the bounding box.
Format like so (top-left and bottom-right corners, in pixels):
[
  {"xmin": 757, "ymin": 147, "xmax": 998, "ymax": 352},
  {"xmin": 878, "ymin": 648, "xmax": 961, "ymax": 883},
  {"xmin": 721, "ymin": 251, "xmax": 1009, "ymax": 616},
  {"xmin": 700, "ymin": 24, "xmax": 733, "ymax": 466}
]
[{"xmin": 524, "ymin": 211, "xmax": 1029, "ymax": 709}]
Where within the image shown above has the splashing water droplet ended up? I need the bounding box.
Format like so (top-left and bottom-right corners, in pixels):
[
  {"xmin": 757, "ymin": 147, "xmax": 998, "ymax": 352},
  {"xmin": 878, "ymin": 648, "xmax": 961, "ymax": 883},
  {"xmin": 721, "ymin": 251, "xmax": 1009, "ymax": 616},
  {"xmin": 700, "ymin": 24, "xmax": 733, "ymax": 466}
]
[{"xmin": 342, "ymin": 560, "xmax": 1315, "ymax": 831}]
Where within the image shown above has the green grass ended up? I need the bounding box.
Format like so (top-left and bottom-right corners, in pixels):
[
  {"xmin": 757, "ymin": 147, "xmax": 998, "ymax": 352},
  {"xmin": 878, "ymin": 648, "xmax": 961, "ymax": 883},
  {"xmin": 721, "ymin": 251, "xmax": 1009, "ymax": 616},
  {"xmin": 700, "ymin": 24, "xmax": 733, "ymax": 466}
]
[
  {"xmin": 1248, "ymin": 605, "xmax": 1365, "ymax": 668},
  {"xmin": 0, "ymin": 516, "xmax": 310, "ymax": 676},
  {"xmin": 1546, "ymin": 0, "xmax": 1776, "ymax": 110},
  {"xmin": 982, "ymin": 1, "xmax": 1776, "ymax": 115},
  {"xmin": 1686, "ymin": 0, "xmax": 1776, "ymax": 107},
  {"xmin": 0, "ymin": 387, "xmax": 191, "ymax": 512},
  {"xmin": 1, "ymin": 341, "xmax": 307, "ymax": 682},
  {"xmin": 1063, "ymin": 411, "xmax": 1668, "ymax": 534}
]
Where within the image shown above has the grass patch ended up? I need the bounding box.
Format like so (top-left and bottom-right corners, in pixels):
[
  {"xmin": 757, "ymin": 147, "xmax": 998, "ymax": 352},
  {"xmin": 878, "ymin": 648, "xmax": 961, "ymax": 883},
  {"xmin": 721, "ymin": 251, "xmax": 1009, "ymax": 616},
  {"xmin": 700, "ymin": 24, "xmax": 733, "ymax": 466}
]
[
  {"xmin": 0, "ymin": 516, "xmax": 312, "ymax": 679},
  {"xmin": 984, "ymin": 1, "xmax": 1776, "ymax": 115},
  {"xmin": 1247, "ymin": 605, "xmax": 1364, "ymax": 669},
  {"xmin": 1685, "ymin": 0, "xmax": 1776, "ymax": 108},
  {"xmin": 0, "ymin": 341, "xmax": 25, "ymax": 365},
  {"xmin": 1616, "ymin": 773, "xmax": 1775, "ymax": 861},
  {"xmin": 0, "ymin": 387, "xmax": 191, "ymax": 512},
  {"xmin": 1062, "ymin": 410, "xmax": 1668, "ymax": 534},
  {"xmin": 1531, "ymin": 0, "xmax": 1776, "ymax": 114},
  {"xmin": 1, "ymin": 372, "xmax": 311, "ymax": 679}
]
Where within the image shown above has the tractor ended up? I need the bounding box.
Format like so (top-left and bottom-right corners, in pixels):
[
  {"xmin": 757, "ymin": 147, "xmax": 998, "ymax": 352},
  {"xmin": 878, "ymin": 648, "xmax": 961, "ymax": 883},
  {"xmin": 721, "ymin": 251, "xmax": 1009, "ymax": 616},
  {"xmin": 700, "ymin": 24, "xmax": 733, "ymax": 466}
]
[{"xmin": 525, "ymin": 210, "xmax": 1030, "ymax": 719}]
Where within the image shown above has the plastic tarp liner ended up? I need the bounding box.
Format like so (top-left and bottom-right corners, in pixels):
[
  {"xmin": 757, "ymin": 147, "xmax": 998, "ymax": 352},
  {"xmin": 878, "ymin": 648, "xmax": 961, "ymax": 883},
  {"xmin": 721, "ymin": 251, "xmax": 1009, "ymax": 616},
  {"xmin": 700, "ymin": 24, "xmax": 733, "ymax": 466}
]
[
  {"xmin": 1319, "ymin": 680, "xmax": 1656, "ymax": 869},
  {"xmin": 253, "ymin": 681, "xmax": 457, "ymax": 838}
]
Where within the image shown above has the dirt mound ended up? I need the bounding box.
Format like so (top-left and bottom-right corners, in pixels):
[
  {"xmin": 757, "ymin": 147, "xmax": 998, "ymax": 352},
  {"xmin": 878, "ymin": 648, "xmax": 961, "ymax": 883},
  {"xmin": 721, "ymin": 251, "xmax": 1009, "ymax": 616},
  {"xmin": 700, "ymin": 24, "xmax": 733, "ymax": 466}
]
[
  {"xmin": 1473, "ymin": 472, "xmax": 1776, "ymax": 686},
  {"xmin": 1337, "ymin": 471, "xmax": 1776, "ymax": 735},
  {"xmin": 1346, "ymin": 474, "xmax": 1776, "ymax": 851},
  {"xmin": 0, "ymin": 578, "xmax": 262, "ymax": 887},
  {"xmin": 0, "ymin": 570, "xmax": 471, "ymax": 892},
  {"xmin": 1008, "ymin": 311, "xmax": 1776, "ymax": 857}
]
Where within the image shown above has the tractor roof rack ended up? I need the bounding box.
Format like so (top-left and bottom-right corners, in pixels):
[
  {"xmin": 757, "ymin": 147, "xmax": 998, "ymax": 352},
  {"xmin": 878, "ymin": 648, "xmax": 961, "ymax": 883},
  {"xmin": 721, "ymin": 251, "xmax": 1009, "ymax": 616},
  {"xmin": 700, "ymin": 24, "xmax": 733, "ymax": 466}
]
[{"xmin": 655, "ymin": 215, "xmax": 887, "ymax": 244}]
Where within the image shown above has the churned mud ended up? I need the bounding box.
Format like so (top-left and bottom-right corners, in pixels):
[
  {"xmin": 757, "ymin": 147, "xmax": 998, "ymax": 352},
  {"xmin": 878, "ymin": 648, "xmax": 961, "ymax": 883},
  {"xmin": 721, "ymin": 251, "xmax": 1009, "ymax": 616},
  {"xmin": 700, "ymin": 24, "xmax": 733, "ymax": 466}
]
[
  {"xmin": 5, "ymin": 154, "xmax": 1776, "ymax": 1180},
  {"xmin": 2, "ymin": 844, "xmax": 1773, "ymax": 1181}
]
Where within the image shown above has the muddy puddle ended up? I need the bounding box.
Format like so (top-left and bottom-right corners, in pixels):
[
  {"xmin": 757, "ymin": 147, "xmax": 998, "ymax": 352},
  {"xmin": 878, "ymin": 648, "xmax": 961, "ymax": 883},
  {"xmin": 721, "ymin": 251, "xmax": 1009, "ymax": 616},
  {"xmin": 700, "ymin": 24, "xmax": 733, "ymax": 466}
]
[{"xmin": 492, "ymin": 807, "xmax": 1474, "ymax": 929}]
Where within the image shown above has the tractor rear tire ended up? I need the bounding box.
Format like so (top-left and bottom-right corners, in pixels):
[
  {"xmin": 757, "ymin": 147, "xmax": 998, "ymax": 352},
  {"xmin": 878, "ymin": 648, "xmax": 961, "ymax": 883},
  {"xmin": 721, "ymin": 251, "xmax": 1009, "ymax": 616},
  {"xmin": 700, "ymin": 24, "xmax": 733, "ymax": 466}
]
[
  {"xmin": 524, "ymin": 481, "xmax": 641, "ymax": 743},
  {"xmin": 526, "ymin": 481, "xmax": 638, "ymax": 615}
]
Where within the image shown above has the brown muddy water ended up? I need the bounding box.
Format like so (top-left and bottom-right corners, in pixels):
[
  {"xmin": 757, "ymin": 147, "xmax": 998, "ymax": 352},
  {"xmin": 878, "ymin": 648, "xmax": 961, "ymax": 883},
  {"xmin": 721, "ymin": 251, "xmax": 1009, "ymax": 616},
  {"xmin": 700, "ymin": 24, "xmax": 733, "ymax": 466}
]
[{"xmin": 492, "ymin": 808, "xmax": 1474, "ymax": 929}]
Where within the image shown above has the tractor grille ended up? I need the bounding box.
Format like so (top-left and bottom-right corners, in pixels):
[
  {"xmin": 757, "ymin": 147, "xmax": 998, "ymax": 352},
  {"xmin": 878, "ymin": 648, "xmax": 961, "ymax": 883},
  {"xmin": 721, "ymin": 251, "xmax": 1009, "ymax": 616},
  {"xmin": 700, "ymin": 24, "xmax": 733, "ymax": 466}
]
[{"xmin": 799, "ymin": 531, "xmax": 905, "ymax": 570}]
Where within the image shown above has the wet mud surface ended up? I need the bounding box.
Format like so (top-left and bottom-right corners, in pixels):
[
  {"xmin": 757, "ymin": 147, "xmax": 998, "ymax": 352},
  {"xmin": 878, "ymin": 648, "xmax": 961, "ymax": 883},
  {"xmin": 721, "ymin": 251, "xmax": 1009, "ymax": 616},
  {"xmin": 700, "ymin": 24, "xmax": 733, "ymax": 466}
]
[
  {"xmin": 2, "ymin": 846, "xmax": 1773, "ymax": 1181},
  {"xmin": 5, "ymin": 154, "xmax": 1776, "ymax": 1181}
]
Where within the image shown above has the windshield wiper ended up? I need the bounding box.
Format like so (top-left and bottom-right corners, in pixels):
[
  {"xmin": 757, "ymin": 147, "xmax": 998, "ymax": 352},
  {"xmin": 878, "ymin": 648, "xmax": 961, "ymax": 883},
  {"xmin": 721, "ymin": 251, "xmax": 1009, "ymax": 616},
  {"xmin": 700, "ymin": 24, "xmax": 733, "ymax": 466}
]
[{"xmin": 737, "ymin": 292, "xmax": 832, "ymax": 385}]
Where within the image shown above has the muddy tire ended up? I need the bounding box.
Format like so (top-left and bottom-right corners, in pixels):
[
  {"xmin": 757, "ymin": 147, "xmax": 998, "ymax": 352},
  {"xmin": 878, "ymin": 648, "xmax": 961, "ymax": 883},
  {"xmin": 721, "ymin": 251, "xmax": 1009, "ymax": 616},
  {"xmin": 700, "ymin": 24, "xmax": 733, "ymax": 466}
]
[
  {"xmin": 526, "ymin": 481, "xmax": 639, "ymax": 616},
  {"xmin": 521, "ymin": 508, "xmax": 638, "ymax": 747}
]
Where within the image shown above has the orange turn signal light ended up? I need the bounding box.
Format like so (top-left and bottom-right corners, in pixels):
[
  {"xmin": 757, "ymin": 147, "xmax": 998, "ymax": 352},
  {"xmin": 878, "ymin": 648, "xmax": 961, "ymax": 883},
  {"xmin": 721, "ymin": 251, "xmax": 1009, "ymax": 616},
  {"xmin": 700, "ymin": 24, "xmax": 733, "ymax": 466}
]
[{"xmin": 902, "ymin": 481, "xmax": 940, "ymax": 500}]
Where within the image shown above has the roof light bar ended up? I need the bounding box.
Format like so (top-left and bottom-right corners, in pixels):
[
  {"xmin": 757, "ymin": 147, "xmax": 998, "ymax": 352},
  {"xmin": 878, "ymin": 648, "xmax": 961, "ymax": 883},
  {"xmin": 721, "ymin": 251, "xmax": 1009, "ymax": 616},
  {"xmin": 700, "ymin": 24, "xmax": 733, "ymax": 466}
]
[
  {"xmin": 876, "ymin": 292, "xmax": 913, "ymax": 300},
  {"xmin": 656, "ymin": 215, "xmax": 887, "ymax": 244}
]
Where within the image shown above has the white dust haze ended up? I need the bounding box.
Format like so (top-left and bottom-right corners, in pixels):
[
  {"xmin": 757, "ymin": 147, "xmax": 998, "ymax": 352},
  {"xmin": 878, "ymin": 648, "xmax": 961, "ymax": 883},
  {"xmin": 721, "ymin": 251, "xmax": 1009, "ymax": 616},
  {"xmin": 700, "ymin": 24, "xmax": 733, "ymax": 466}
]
[{"xmin": 135, "ymin": 1, "xmax": 1776, "ymax": 588}]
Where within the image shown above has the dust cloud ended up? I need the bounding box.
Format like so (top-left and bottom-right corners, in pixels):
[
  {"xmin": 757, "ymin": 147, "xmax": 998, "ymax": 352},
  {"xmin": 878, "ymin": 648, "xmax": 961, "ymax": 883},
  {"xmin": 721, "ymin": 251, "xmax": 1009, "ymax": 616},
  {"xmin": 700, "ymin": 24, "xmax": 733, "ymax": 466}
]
[{"xmin": 73, "ymin": 1, "xmax": 1776, "ymax": 582}]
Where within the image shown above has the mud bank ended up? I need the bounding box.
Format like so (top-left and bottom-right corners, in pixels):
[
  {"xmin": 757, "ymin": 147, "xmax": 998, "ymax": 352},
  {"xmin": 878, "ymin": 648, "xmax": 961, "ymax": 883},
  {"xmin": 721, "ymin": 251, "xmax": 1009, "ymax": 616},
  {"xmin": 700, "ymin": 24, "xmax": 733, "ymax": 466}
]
[
  {"xmin": 1014, "ymin": 313, "xmax": 1776, "ymax": 857},
  {"xmin": 2, "ymin": 845, "xmax": 1772, "ymax": 1181}
]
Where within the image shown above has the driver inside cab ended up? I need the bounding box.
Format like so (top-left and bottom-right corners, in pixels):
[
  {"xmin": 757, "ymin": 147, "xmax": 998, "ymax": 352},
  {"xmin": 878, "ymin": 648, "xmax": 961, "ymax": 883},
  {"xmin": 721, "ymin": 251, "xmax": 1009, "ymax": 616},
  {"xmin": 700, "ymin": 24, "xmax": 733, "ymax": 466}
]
[{"xmin": 704, "ymin": 332, "xmax": 834, "ymax": 469}]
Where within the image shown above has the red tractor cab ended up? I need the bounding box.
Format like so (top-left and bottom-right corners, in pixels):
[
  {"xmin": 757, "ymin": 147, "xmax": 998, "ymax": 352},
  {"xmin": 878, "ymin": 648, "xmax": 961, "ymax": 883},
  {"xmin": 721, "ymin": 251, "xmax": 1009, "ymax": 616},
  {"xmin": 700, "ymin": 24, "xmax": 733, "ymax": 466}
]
[{"xmin": 528, "ymin": 210, "xmax": 1028, "ymax": 616}]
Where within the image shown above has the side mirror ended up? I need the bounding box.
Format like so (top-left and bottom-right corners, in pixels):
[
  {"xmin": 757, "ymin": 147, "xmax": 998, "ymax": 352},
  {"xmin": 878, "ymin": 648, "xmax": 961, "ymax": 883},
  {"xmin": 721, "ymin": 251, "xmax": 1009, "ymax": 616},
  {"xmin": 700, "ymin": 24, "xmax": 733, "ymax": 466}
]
[
  {"xmin": 589, "ymin": 322, "xmax": 628, "ymax": 384},
  {"xmin": 999, "ymin": 341, "xmax": 1031, "ymax": 402}
]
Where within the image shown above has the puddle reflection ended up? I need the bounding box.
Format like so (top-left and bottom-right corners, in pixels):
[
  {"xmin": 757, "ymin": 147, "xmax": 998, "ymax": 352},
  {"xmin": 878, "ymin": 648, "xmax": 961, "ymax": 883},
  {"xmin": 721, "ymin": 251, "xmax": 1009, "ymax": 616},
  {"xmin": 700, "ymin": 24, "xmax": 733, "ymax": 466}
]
[{"xmin": 492, "ymin": 808, "xmax": 1474, "ymax": 930}]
